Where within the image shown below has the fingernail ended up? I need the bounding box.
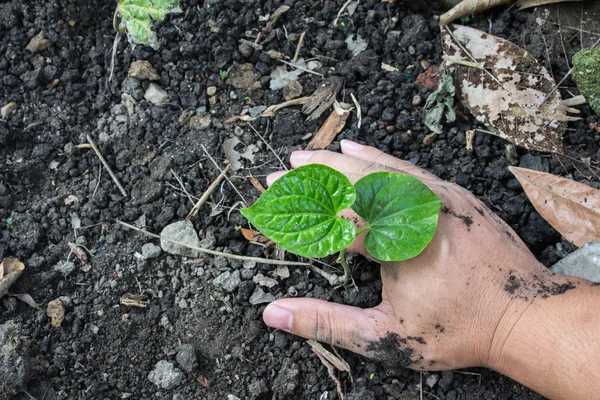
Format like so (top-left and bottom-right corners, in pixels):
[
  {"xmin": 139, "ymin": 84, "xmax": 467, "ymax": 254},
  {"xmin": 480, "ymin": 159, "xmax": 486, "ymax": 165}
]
[
  {"xmin": 266, "ymin": 171, "xmax": 285, "ymax": 186},
  {"xmin": 263, "ymin": 304, "xmax": 293, "ymax": 331},
  {"xmin": 341, "ymin": 140, "xmax": 364, "ymax": 153},
  {"xmin": 290, "ymin": 151, "xmax": 313, "ymax": 165}
]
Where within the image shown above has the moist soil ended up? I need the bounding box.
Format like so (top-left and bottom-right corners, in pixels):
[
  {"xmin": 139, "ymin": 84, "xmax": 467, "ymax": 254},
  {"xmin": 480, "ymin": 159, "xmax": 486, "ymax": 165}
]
[{"xmin": 1, "ymin": 0, "xmax": 598, "ymax": 399}]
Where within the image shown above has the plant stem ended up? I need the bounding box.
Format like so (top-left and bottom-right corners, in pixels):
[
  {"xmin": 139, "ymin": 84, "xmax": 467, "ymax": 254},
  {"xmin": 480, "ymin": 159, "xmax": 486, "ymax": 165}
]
[{"xmin": 355, "ymin": 225, "xmax": 371, "ymax": 236}]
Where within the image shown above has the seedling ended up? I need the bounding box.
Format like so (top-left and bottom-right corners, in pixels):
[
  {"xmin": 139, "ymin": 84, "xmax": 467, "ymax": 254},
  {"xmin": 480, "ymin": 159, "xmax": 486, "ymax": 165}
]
[
  {"xmin": 114, "ymin": 0, "xmax": 181, "ymax": 50},
  {"xmin": 241, "ymin": 164, "xmax": 442, "ymax": 283},
  {"xmin": 219, "ymin": 70, "xmax": 229, "ymax": 80}
]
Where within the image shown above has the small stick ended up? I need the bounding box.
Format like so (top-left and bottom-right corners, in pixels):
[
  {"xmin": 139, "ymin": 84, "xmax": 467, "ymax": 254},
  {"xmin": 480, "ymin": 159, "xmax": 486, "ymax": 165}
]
[
  {"xmin": 350, "ymin": 93, "xmax": 362, "ymax": 129},
  {"xmin": 171, "ymin": 168, "xmax": 195, "ymax": 206},
  {"xmin": 277, "ymin": 59, "xmax": 324, "ymax": 77},
  {"xmin": 186, "ymin": 165, "xmax": 230, "ymax": 221},
  {"xmin": 86, "ymin": 134, "xmax": 127, "ymax": 197},
  {"xmin": 248, "ymin": 123, "xmax": 288, "ymax": 170},
  {"xmin": 116, "ymin": 219, "xmax": 311, "ymax": 267},
  {"xmin": 293, "ymin": 31, "xmax": 306, "ymax": 62},
  {"xmin": 333, "ymin": 0, "xmax": 353, "ymax": 27},
  {"xmin": 200, "ymin": 144, "xmax": 248, "ymax": 206},
  {"xmin": 75, "ymin": 144, "xmax": 93, "ymax": 149}
]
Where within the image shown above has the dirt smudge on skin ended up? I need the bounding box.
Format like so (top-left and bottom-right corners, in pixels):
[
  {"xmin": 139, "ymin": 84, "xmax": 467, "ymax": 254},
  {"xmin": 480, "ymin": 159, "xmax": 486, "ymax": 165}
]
[
  {"xmin": 442, "ymin": 206, "xmax": 473, "ymax": 229},
  {"xmin": 503, "ymin": 270, "xmax": 578, "ymax": 300},
  {"xmin": 365, "ymin": 332, "xmax": 415, "ymax": 368}
]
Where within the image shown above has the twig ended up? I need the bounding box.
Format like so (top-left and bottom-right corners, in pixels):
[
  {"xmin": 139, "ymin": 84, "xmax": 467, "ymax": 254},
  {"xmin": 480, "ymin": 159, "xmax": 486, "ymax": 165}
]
[
  {"xmin": 293, "ymin": 31, "xmax": 306, "ymax": 62},
  {"xmin": 171, "ymin": 168, "xmax": 195, "ymax": 206},
  {"xmin": 333, "ymin": 0, "xmax": 353, "ymax": 27},
  {"xmin": 186, "ymin": 165, "xmax": 230, "ymax": 221},
  {"xmin": 350, "ymin": 93, "xmax": 362, "ymax": 129},
  {"xmin": 248, "ymin": 123, "xmax": 288, "ymax": 170},
  {"xmin": 311, "ymin": 347, "xmax": 345, "ymax": 400},
  {"xmin": 86, "ymin": 134, "xmax": 127, "ymax": 197},
  {"xmin": 200, "ymin": 144, "xmax": 248, "ymax": 206},
  {"xmin": 108, "ymin": 31, "xmax": 121, "ymax": 83},
  {"xmin": 442, "ymin": 55, "xmax": 485, "ymax": 70},
  {"xmin": 277, "ymin": 59, "xmax": 324, "ymax": 77},
  {"xmin": 92, "ymin": 158, "xmax": 102, "ymax": 198},
  {"xmin": 116, "ymin": 219, "xmax": 312, "ymax": 267}
]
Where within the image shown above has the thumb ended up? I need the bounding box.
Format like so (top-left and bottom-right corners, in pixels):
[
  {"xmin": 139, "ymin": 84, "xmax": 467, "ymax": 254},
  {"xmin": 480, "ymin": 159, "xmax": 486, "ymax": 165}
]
[{"xmin": 263, "ymin": 298, "xmax": 392, "ymax": 357}]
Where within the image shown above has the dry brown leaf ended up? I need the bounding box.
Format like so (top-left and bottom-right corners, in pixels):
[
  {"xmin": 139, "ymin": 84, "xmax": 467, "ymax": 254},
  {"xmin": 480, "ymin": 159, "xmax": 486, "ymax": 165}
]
[
  {"xmin": 515, "ymin": 0, "xmax": 585, "ymax": 11},
  {"xmin": 47, "ymin": 298, "xmax": 65, "ymax": 327},
  {"xmin": 415, "ymin": 65, "xmax": 439, "ymax": 91},
  {"xmin": 249, "ymin": 177, "xmax": 266, "ymax": 193},
  {"xmin": 509, "ymin": 167, "xmax": 600, "ymax": 247},
  {"xmin": 440, "ymin": 0, "xmax": 511, "ymax": 25},
  {"xmin": 0, "ymin": 258, "xmax": 25, "ymax": 300},
  {"xmin": 306, "ymin": 108, "xmax": 351, "ymax": 150},
  {"xmin": 240, "ymin": 228, "xmax": 261, "ymax": 241},
  {"xmin": 443, "ymin": 25, "xmax": 578, "ymax": 153}
]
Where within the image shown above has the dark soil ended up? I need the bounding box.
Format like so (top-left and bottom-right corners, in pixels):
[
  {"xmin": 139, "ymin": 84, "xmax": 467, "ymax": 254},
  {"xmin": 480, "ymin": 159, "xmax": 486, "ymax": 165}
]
[{"xmin": 1, "ymin": 0, "xmax": 598, "ymax": 399}]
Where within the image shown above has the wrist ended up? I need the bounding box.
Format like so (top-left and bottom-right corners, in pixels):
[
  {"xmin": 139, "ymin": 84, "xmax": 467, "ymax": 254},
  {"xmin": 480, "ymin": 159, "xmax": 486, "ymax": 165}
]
[{"xmin": 485, "ymin": 270, "xmax": 600, "ymax": 399}]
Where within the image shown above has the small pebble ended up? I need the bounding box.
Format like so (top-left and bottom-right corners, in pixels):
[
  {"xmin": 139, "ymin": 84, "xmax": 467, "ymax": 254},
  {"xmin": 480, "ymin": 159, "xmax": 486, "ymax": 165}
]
[{"xmin": 207, "ymin": 86, "xmax": 217, "ymax": 96}]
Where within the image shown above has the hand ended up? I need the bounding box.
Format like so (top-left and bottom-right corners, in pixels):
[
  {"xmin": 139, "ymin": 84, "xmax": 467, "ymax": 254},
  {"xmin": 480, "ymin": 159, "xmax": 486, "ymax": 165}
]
[{"xmin": 261, "ymin": 140, "xmax": 576, "ymax": 371}]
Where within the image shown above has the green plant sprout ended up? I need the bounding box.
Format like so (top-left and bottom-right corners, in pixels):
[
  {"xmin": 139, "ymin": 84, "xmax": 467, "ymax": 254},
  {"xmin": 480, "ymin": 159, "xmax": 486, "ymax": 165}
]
[
  {"xmin": 241, "ymin": 164, "xmax": 442, "ymax": 283},
  {"xmin": 114, "ymin": 0, "xmax": 181, "ymax": 50},
  {"xmin": 219, "ymin": 70, "xmax": 229, "ymax": 80}
]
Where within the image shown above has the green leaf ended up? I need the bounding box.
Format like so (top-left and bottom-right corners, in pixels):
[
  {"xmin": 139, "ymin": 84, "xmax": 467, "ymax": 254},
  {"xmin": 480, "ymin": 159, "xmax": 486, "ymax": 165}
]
[
  {"xmin": 353, "ymin": 172, "xmax": 442, "ymax": 262},
  {"xmin": 117, "ymin": 0, "xmax": 181, "ymax": 49},
  {"xmin": 241, "ymin": 164, "xmax": 356, "ymax": 258}
]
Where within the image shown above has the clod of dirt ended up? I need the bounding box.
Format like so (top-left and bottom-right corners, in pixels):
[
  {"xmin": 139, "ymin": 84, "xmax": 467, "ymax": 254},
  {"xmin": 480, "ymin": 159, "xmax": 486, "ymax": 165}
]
[
  {"xmin": 249, "ymin": 287, "xmax": 275, "ymax": 305},
  {"xmin": 144, "ymin": 83, "xmax": 168, "ymax": 107},
  {"xmin": 128, "ymin": 60, "xmax": 159, "ymax": 81},
  {"xmin": 273, "ymin": 359, "xmax": 300, "ymax": 395},
  {"xmin": 283, "ymin": 81, "xmax": 303, "ymax": 101},
  {"xmin": 1, "ymin": 101, "xmax": 18, "ymax": 119},
  {"xmin": 248, "ymin": 379, "xmax": 269, "ymax": 399},
  {"xmin": 131, "ymin": 179, "xmax": 164, "ymax": 205},
  {"xmin": 253, "ymin": 273, "xmax": 278, "ymax": 288},
  {"xmin": 176, "ymin": 344, "xmax": 198, "ymax": 373},
  {"xmin": 572, "ymin": 48, "xmax": 600, "ymax": 115},
  {"xmin": 188, "ymin": 114, "xmax": 212, "ymax": 131},
  {"xmin": 46, "ymin": 298, "xmax": 65, "ymax": 327},
  {"xmin": 25, "ymin": 31, "xmax": 52, "ymax": 53},
  {"xmin": 227, "ymin": 63, "xmax": 262, "ymax": 90},
  {"xmin": 141, "ymin": 243, "xmax": 162, "ymax": 259},
  {"xmin": 160, "ymin": 220, "xmax": 202, "ymax": 258},
  {"xmin": 53, "ymin": 261, "xmax": 75, "ymax": 277},
  {"xmin": 0, "ymin": 321, "xmax": 30, "ymax": 397},
  {"xmin": 213, "ymin": 270, "xmax": 241, "ymax": 293},
  {"xmin": 148, "ymin": 360, "xmax": 184, "ymax": 389}
]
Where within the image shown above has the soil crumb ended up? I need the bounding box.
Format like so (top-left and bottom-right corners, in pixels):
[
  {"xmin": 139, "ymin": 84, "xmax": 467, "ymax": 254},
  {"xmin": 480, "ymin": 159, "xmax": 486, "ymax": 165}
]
[
  {"xmin": 365, "ymin": 332, "xmax": 414, "ymax": 368},
  {"xmin": 442, "ymin": 206, "xmax": 473, "ymax": 228}
]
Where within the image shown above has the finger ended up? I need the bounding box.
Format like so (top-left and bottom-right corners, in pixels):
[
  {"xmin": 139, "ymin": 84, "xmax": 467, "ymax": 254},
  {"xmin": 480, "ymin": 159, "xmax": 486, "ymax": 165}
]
[
  {"xmin": 266, "ymin": 171, "xmax": 286, "ymax": 187},
  {"xmin": 263, "ymin": 298, "xmax": 393, "ymax": 357},
  {"xmin": 340, "ymin": 140, "xmax": 439, "ymax": 180},
  {"xmin": 290, "ymin": 150, "xmax": 397, "ymax": 184}
]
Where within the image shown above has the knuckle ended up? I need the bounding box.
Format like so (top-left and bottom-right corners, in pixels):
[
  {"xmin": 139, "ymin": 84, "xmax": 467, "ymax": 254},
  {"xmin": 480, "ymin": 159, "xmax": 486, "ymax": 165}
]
[{"xmin": 314, "ymin": 310, "xmax": 334, "ymax": 344}]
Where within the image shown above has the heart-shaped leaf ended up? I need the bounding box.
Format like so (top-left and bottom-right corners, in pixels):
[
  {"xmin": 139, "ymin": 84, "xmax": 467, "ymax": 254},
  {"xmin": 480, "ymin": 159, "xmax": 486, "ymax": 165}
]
[
  {"xmin": 241, "ymin": 164, "xmax": 356, "ymax": 258},
  {"xmin": 353, "ymin": 173, "xmax": 442, "ymax": 262}
]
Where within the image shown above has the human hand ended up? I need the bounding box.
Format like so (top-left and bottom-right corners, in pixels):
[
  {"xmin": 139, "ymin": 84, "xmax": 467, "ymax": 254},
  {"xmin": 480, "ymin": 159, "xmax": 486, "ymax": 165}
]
[{"xmin": 261, "ymin": 140, "xmax": 578, "ymax": 372}]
